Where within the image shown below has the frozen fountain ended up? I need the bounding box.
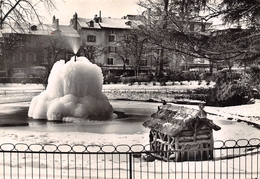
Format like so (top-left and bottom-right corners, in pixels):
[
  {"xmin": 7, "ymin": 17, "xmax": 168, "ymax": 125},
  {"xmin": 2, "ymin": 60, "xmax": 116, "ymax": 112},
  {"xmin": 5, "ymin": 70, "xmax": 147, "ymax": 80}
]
[{"xmin": 28, "ymin": 56, "xmax": 113, "ymax": 121}]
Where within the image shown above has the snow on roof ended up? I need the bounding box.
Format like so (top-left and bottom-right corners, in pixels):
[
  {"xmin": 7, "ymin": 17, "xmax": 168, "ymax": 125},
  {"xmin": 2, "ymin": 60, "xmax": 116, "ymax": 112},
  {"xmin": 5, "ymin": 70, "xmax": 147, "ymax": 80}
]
[
  {"xmin": 1, "ymin": 22, "xmax": 80, "ymax": 38},
  {"xmin": 99, "ymin": 17, "xmax": 132, "ymax": 29},
  {"xmin": 59, "ymin": 25, "xmax": 80, "ymax": 37},
  {"xmin": 1, "ymin": 23, "xmax": 51, "ymax": 35},
  {"xmin": 143, "ymin": 104, "xmax": 221, "ymax": 136},
  {"xmin": 77, "ymin": 17, "xmax": 101, "ymax": 29},
  {"xmin": 77, "ymin": 17, "xmax": 142, "ymax": 29}
]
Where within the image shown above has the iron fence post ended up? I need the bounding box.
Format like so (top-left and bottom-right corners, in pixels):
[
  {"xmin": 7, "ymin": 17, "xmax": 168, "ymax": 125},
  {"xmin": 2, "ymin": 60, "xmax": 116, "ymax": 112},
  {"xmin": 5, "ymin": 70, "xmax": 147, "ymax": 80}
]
[{"xmin": 129, "ymin": 153, "xmax": 132, "ymax": 179}]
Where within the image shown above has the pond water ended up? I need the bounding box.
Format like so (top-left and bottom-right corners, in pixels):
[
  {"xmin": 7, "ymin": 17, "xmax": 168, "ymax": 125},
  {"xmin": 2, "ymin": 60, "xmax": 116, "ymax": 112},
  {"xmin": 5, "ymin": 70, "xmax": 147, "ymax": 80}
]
[
  {"xmin": 0, "ymin": 100, "xmax": 158, "ymax": 134},
  {"xmin": 0, "ymin": 100, "xmax": 259, "ymax": 138}
]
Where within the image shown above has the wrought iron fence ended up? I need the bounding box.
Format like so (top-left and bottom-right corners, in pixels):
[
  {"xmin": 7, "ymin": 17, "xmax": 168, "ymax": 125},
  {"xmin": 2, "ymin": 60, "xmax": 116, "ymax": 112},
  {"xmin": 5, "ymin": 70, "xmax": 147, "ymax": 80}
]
[{"xmin": 0, "ymin": 138, "xmax": 259, "ymax": 179}]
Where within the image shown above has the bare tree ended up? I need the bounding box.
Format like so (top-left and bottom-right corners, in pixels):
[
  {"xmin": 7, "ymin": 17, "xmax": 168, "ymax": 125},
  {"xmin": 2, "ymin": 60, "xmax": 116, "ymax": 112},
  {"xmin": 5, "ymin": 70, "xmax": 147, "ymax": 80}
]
[
  {"xmin": 216, "ymin": 0, "xmax": 260, "ymax": 26},
  {"xmin": 0, "ymin": 0, "xmax": 56, "ymax": 78},
  {"xmin": 116, "ymin": 30, "xmax": 148, "ymax": 77},
  {"xmin": 137, "ymin": 0, "xmax": 211, "ymax": 76},
  {"xmin": 41, "ymin": 34, "xmax": 69, "ymax": 77},
  {"xmin": 0, "ymin": 33, "xmax": 23, "ymax": 77},
  {"xmin": 0, "ymin": 0, "xmax": 55, "ymax": 30},
  {"xmin": 115, "ymin": 34, "xmax": 134, "ymax": 74},
  {"xmin": 80, "ymin": 44, "xmax": 106, "ymax": 64},
  {"xmin": 137, "ymin": 0, "xmax": 260, "ymax": 73}
]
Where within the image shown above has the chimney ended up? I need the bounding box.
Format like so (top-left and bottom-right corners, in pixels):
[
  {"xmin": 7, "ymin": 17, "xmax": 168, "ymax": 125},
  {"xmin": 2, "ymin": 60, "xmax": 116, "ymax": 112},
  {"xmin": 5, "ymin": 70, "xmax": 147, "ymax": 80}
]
[
  {"xmin": 94, "ymin": 11, "xmax": 102, "ymax": 23},
  {"xmin": 52, "ymin": 15, "xmax": 56, "ymax": 23},
  {"xmin": 52, "ymin": 15, "xmax": 59, "ymax": 29},
  {"xmin": 72, "ymin": 12, "xmax": 78, "ymax": 30},
  {"xmin": 56, "ymin": 19, "xmax": 59, "ymax": 30},
  {"xmin": 94, "ymin": 14, "xmax": 98, "ymax": 23},
  {"xmin": 99, "ymin": 11, "xmax": 102, "ymax": 23}
]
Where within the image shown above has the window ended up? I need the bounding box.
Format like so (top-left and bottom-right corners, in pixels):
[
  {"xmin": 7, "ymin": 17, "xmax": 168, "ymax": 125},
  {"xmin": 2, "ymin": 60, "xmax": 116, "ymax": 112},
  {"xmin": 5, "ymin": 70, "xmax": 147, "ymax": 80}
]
[
  {"xmin": 108, "ymin": 46, "xmax": 117, "ymax": 53},
  {"xmin": 87, "ymin": 35, "xmax": 96, "ymax": 42},
  {"xmin": 30, "ymin": 25, "xmax": 37, "ymax": 31},
  {"xmin": 89, "ymin": 20, "xmax": 94, "ymax": 27},
  {"xmin": 111, "ymin": 30, "xmax": 115, "ymax": 34},
  {"xmin": 109, "ymin": 34, "xmax": 116, "ymax": 42},
  {"xmin": 16, "ymin": 40, "xmax": 25, "ymax": 47},
  {"xmin": 13, "ymin": 53, "xmax": 22, "ymax": 63},
  {"xmin": 107, "ymin": 58, "xmax": 114, "ymax": 65},
  {"xmin": 28, "ymin": 52, "xmax": 36, "ymax": 62},
  {"xmin": 140, "ymin": 59, "xmax": 147, "ymax": 66}
]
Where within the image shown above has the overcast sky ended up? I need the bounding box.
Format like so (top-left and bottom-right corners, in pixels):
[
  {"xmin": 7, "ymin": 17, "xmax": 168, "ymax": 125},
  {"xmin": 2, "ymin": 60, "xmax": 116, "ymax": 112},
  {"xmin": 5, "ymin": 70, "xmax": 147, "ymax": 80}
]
[
  {"xmin": 42, "ymin": 0, "xmax": 143, "ymax": 25},
  {"xmin": 38, "ymin": 0, "xmax": 226, "ymax": 28}
]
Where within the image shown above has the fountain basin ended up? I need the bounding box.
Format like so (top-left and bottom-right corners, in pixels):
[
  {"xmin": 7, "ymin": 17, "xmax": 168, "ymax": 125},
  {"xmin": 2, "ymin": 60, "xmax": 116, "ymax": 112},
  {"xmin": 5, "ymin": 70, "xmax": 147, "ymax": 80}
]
[{"xmin": 0, "ymin": 100, "xmax": 158, "ymax": 134}]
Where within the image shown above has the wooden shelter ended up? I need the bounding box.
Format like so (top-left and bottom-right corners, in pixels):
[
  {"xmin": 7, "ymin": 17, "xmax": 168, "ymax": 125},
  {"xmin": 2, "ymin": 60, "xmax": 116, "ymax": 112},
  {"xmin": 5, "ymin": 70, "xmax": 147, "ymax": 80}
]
[{"xmin": 143, "ymin": 104, "xmax": 221, "ymax": 162}]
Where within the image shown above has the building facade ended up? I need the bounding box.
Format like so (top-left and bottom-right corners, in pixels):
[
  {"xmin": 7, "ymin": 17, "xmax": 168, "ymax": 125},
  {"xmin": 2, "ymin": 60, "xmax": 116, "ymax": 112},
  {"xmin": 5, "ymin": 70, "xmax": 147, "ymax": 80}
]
[
  {"xmin": 70, "ymin": 12, "xmax": 150, "ymax": 76},
  {"xmin": 0, "ymin": 17, "xmax": 80, "ymax": 79},
  {"xmin": 0, "ymin": 11, "xmax": 213, "ymax": 80}
]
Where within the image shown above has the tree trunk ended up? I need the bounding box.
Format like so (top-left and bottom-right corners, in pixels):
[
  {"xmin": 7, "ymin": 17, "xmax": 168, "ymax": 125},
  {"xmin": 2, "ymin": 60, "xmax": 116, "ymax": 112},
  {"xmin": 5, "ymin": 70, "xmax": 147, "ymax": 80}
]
[
  {"xmin": 157, "ymin": 0, "xmax": 169, "ymax": 78},
  {"xmin": 123, "ymin": 63, "xmax": 126, "ymax": 73},
  {"xmin": 158, "ymin": 48, "xmax": 164, "ymax": 78},
  {"xmin": 209, "ymin": 60, "xmax": 213, "ymax": 75}
]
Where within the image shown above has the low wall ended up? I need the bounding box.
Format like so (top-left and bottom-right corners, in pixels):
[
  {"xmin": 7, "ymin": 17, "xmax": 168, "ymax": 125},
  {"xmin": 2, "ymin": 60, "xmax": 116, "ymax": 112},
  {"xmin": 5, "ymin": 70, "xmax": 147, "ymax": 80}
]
[{"xmin": 0, "ymin": 77, "xmax": 42, "ymax": 84}]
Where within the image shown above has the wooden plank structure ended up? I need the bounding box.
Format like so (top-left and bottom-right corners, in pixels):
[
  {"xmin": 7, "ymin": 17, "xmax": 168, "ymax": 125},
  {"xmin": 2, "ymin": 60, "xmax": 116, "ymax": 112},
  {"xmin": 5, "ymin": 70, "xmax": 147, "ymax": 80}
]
[{"xmin": 143, "ymin": 104, "xmax": 221, "ymax": 162}]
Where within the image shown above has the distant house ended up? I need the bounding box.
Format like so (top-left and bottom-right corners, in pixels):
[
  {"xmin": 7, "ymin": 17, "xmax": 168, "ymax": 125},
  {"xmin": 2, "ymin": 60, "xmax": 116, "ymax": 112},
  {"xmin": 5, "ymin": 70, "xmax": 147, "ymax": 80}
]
[
  {"xmin": 70, "ymin": 12, "xmax": 150, "ymax": 76},
  {"xmin": 0, "ymin": 17, "xmax": 80, "ymax": 78},
  {"xmin": 143, "ymin": 104, "xmax": 221, "ymax": 162},
  {"xmin": 0, "ymin": 10, "xmax": 214, "ymax": 80}
]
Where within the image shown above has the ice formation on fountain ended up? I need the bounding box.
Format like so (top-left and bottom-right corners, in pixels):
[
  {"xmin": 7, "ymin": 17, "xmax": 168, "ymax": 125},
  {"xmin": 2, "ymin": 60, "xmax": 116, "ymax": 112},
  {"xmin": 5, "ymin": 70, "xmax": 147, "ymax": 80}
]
[{"xmin": 28, "ymin": 56, "xmax": 113, "ymax": 121}]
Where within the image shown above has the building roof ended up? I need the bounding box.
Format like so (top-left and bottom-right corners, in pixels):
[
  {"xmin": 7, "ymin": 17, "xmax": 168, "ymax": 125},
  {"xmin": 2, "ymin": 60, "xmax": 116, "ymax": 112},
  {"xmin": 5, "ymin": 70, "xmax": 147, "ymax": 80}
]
[
  {"xmin": 77, "ymin": 17, "xmax": 101, "ymax": 29},
  {"xmin": 99, "ymin": 17, "xmax": 132, "ymax": 29},
  {"xmin": 58, "ymin": 25, "xmax": 80, "ymax": 37},
  {"xmin": 1, "ymin": 22, "xmax": 80, "ymax": 38},
  {"xmin": 77, "ymin": 17, "xmax": 142, "ymax": 29},
  {"xmin": 143, "ymin": 104, "xmax": 221, "ymax": 136},
  {"xmin": 1, "ymin": 23, "xmax": 50, "ymax": 35}
]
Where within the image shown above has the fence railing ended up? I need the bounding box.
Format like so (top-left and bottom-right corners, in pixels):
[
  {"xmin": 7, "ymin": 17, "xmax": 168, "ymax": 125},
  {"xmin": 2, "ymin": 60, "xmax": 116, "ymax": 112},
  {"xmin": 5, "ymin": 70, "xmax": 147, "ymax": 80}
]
[
  {"xmin": 0, "ymin": 138, "xmax": 259, "ymax": 179},
  {"xmin": 102, "ymin": 88, "xmax": 192, "ymax": 94},
  {"xmin": 0, "ymin": 88, "xmax": 190, "ymax": 96},
  {"xmin": 0, "ymin": 90, "xmax": 43, "ymax": 96}
]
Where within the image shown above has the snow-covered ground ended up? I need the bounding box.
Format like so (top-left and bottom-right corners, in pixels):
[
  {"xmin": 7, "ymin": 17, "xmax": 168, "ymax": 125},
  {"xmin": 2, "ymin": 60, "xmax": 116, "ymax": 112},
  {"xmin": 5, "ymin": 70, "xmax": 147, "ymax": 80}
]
[
  {"xmin": 103, "ymin": 81, "xmax": 260, "ymax": 128},
  {"xmin": 0, "ymin": 82, "xmax": 259, "ymax": 175},
  {"xmin": 0, "ymin": 81, "xmax": 259, "ymax": 145},
  {"xmin": 0, "ymin": 82, "xmax": 259, "ymax": 179}
]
